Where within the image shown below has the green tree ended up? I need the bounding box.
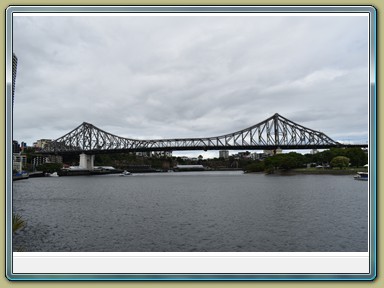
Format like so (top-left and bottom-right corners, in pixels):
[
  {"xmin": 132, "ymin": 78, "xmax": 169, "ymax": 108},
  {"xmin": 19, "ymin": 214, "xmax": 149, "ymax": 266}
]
[
  {"xmin": 317, "ymin": 149, "xmax": 336, "ymax": 164},
  {"xmin": 345, "ymin": 148, "xmax": 368, "ymax": 167},
  {"xmin": 36, "ymin": 163, "xmax": 63, "ymax": 173},
  {"xmin": 330, "ymin": 156, "xmax": 350, "ymax": 169},
  {"xmin": 264, "ymin": 152, "xmax": 305, "ymax": 171},
  {"xmin": 245, "ymin": 161, "xmax": 265, "ymax": 172}
]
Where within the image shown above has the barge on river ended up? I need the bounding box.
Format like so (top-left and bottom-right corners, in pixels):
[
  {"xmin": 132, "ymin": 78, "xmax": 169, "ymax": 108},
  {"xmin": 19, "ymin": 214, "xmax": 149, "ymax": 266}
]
[{"xmin": 353, "ymin": 172, "xmax": 368, "ymax": 181}]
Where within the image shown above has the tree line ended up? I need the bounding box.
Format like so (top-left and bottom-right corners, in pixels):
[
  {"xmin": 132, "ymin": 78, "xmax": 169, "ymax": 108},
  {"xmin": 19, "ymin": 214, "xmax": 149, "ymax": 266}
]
[
  {"xmin": 29, "ymin": 147, "xmax": 367, "ymax": 173},
  {"xmin": 245, "ymin": 148, "xmax": 367, "ymax": 173}
]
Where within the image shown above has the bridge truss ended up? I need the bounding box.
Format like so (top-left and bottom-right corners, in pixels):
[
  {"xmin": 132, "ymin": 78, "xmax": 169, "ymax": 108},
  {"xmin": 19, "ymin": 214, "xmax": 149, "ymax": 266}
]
[{"xmin": 42, "ymin": 113, "xmax": 363, "ymax": 154}]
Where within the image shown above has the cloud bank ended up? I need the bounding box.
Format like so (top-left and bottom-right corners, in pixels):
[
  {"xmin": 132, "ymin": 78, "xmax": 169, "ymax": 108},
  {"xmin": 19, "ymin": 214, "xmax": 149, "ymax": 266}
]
[{"xmin": 12, "ymin": 13, "xmax": 370, "ymax": 156}]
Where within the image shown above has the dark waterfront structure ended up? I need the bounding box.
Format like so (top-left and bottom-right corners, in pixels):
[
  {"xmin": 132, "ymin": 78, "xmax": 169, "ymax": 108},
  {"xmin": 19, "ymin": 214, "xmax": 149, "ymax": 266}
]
[{"xmin": 12, "ymin": 53, "xmax": 18, "ymax": 107}]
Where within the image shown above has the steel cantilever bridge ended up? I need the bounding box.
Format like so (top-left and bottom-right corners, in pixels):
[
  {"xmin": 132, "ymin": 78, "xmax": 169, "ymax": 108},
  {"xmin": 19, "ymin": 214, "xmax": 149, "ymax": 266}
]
[{"xmin": 42, "ymin": 113, "xmax": 367, "ymax": 155}]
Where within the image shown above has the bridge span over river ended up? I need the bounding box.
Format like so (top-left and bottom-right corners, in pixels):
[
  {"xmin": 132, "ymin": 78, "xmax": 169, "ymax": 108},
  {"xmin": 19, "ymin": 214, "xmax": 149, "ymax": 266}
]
[{"xmin": 40, "ymin": 113, "xmax": 367, "ymax": 169}]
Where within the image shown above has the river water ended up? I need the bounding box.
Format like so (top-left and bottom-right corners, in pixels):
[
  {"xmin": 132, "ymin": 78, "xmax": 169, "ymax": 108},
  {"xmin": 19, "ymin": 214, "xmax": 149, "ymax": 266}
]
[{"xmin": 12, "ymin": 171, "xmax": 368, "ymax": 252}]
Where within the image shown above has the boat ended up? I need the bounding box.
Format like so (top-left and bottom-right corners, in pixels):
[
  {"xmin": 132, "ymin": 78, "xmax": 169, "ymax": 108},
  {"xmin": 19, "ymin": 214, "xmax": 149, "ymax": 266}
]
[
  {"xmin": 354, "ymin": 172, "xmax": 368, "ymax": 181},
  {"xmin": 13, "ymin": 171, "xmax": 29, "ymax": 181},
  {"xmin": 119, "ymin": 170, "xmax": 131, "ymax": 176},
  {"xmin": 49, "ymin": 172, "xmax": 59, "ymax": 177}
]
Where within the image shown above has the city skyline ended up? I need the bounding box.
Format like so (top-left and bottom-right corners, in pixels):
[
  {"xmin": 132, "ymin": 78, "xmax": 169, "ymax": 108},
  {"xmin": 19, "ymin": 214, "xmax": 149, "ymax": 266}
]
[{"xmin": 12, "ymin": 12, "xmax": 371, "ymax": 158}]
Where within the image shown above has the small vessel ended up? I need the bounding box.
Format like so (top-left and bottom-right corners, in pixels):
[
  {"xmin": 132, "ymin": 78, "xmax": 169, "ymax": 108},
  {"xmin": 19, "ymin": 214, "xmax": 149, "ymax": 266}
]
[
  {"xmin": 49, "ymin": 172, "xmax": 59, "ymax": 177},
  {"xmin": 13, "ymin": 171, "xmax": 29, "ymax": 181},
  {"xmin": 354, "ymin": 172, "xmax": 368, "ymax": 181},
  {"xmin": 119, "ymin": 170, "xmax": 131, "ymax": 176}
]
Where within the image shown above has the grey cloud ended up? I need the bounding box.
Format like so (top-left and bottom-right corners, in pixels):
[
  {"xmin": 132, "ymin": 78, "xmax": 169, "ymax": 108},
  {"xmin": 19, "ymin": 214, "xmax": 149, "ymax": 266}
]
[{"xmin": 12, "ymin": 13, "xmax": 370, "ymax": 148}]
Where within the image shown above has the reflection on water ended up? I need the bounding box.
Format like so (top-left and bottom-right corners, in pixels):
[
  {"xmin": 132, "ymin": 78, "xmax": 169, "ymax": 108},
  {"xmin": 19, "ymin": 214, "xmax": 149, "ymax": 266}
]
[{"xmin": 12, "ymin": 171, "xmax": 368, "ymax": 252}]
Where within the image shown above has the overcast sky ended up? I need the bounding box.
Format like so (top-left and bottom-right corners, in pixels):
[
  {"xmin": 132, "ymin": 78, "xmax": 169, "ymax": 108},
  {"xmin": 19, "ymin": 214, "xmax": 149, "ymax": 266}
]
[{"xmin": 12, "ymin": 13, "xmax": 370, "ymax": 157}]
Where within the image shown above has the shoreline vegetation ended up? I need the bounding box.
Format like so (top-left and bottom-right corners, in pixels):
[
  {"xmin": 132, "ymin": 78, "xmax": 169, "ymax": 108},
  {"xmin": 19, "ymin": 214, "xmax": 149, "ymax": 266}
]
[
  {"xmin": 16, "ymin": 147, "xmax": 367, "ymax": 178},
  {"xmin": 291, "ymin": 168, "xmax": 367, "ymax": 175},
  {"xmin": 242, "ymin": 148, "xmax": 367, "ymax": 175},
  {"xmin": 246, "ymin": 167, "xmax": 368, "ymax": 175}
]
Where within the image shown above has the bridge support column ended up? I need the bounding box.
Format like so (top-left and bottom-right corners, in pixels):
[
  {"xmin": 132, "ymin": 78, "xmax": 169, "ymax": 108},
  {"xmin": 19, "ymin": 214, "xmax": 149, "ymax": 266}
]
[{"xmin": 79, "ymin": 153, "xmax": 95, "ymax": 170}]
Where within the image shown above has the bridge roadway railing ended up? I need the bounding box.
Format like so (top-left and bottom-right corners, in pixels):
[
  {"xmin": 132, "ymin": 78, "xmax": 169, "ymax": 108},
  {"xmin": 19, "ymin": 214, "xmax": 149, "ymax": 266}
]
[{"xmin": 40, "ymin": 143, "xmax": 368, "ymax": 155}]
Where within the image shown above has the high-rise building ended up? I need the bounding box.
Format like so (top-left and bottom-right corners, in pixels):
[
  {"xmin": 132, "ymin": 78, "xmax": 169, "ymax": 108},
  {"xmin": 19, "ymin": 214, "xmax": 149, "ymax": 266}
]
[
  {"xmin": 12, "ymin": 53, "xmax": 18, "ymax": 107},
  {"xmin": 12, "ymin": 140, "xmax": 20, "ymax": 153},
  {"xmin": 20, "ymin": 142, "xmax": 27, "ymax": 152}
]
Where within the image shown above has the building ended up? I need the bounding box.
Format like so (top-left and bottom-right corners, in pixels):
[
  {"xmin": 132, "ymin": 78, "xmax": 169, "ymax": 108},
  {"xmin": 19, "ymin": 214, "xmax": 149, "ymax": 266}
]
[
  {"xmin": 263, "ymin": 148, "xmax": 282, "ymax": 156},
  {"xmin": 12, "ymin": 140, "xmax": 20, "ymax": 153},
  {"xmin": 32, "ymin": 155, "xmax": 63, "ymax": 168},
  {"xmin": 34, "ymin": 139, "xmax": 52, "ymax": 149},
  {"xmin": 13, "ymin": 153, "xmax": 27, "ymax": 172},
  {"xmin": 251, "ymin": 152, "xmax": 269, "ymax": 160},
  {"xmin": 219, "ymin": 150, "xmax": 229, "ymax": 159},
  {"xmin": 32, "ymin": 156, "xmax": 45, "ymax": 168},
  {"xmin": 135, "ymin": 151, "xmax": 172, "ymax": 158},
  {"xmin": 237, "ymin": 151, "xmax": 251, "ymax": 159},
  {"xmin": 20, "ymin": 142, "xmax": 27, "ymax": 152},
  {"xmin": 135, "ymin": 151, "xmax": 151, "ymax": 157},
  {"xmin": 151, "ymin": 151, "xmax": 172, "ymax": 158},
  {"xmin": 47, "ymin": 155, "xmax": 63, "ymax": 164}
]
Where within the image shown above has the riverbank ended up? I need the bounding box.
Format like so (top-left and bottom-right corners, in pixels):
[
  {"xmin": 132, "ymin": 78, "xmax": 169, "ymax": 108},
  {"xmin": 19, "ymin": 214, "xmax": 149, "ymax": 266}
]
[
  {"xmin": 246, "ymin": 168, "xmax": 367, "ymax": 175},
  {"xmin": 284, "ymin": 168, "xmax": 367, "ymax": 175}
]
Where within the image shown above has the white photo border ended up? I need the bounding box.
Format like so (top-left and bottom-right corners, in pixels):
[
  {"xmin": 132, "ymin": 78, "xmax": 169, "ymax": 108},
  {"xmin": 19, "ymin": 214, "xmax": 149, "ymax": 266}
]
[{"xmin": 5, "ymin": 5, "xmax": 377, "ymax": 281}]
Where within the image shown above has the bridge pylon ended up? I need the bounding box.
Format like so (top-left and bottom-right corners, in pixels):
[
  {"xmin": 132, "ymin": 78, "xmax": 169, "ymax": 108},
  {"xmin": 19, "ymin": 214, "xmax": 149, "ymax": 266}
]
[{"xmin": 79, "ymin": 153, "xmax": 95, "ymax": 170}]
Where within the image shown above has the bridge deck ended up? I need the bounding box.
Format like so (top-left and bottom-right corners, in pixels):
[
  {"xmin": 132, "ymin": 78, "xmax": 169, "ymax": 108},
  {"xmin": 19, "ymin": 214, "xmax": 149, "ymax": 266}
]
[{"xmin": 41, "ymin": 113, "xmax": 368, "ymax": 154}]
